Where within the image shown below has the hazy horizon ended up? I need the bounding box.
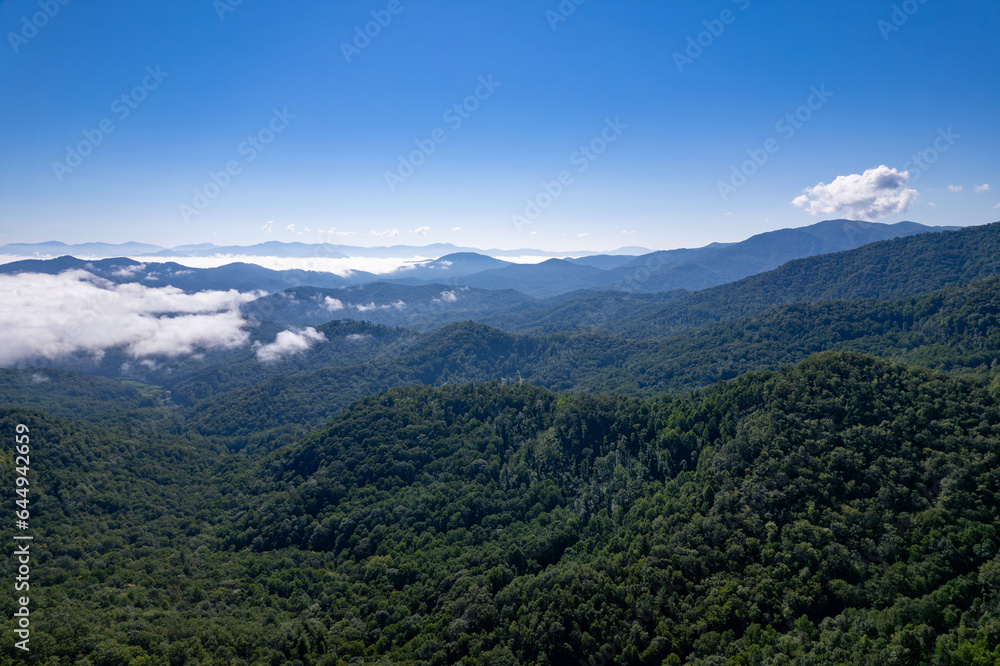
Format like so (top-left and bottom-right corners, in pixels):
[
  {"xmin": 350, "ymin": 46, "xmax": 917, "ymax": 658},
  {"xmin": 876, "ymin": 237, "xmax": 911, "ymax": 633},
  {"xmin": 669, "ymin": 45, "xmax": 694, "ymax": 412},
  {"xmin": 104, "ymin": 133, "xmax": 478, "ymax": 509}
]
[
  {"xmin": 2, "ymin": 3, "xmax": 997, "ymax": 252},
  {"xmin": 0, "ymin": 216, "xmax": 970, "ymax": 256}
]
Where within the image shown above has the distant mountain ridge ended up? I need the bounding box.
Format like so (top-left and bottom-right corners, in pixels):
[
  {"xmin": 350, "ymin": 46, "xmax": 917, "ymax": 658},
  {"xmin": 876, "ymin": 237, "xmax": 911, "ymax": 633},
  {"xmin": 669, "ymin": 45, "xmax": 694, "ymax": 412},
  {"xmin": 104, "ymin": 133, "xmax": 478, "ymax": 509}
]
[
  {"xmin": 0, "ymin": 256, "xmax": 373, "ymax": 293},
  {"xmin": 0, "ymin": 240, "xmax": 650, "ymax": 260},
  {"xmin": 384, "ymin": 220, "xmax": 956, "ymax": 296},
  {"xmin": 610, "ymin": 219, "xmax": 948, "ymax": 292},
  {"xmin": 0, "ymin": 220, "xmax": 958, "ymax": 298},
  {"xmin": 596, "ymin": 220, "xmax": 1000, "ymax": 339}
]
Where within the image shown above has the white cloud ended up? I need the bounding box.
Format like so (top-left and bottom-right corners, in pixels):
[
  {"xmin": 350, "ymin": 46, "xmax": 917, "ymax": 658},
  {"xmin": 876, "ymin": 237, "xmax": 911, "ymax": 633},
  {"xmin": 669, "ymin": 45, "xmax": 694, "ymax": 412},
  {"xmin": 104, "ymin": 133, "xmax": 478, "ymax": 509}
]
[
  {"xmin": 254, "ymin": 327, "xmax": 326, "ymax": 363},
  {"xmin": 371, "ymin": 229, "xmax": 399, "ymax": 238},
  {"xmin": 262, "ymin": 220, "xmax": 274, "ymax": 233},
  {"xmin": 323, "ymin": 297, "xmax": 344, "ymax": 312},
  {"xmin": 411, "ymin": 226, "xmax": 430, "ymax": 236},
  {"xmin": 129, "ymin": 311, "xmax": 249, "ymax": 357},
  {"xmin": 285, "ymin": 223, "xmax": 295, "ymax": 232},
  {"xmin": 30, "ymin": 373, "xmax": 49, "ymax": 384},
  {"xmin": 124, "ymin": 255, "xmax": 434, "ymax": 277},
  {"xmin": 433, "ymin": 290, "xmax": 458, "ymax": 304},
  {"xmin": 577, "ymin": 232, "xmax": 589, "ymax": 237},
  {"xmin": 451, "ymin": 227, "xmax": 462, "ymax": 232},
  {"xmin": 620, "ymin": 229, "xmax": 636, "ymax": 234},
  {"xmin": 346, "ymin": 333, "xmax": 369, "ymax": 342},
  {"xmin": 927, "ymin": 202, "xmax": 935, "ymax": 207},
  {"xmin": 111, "ymin": 263, "xmax": 146, "ymax": 277},
  {"xmin": 975, "ymin": 184, "xmax": 991, "ymax": 193},
  {"xmin": 994, "ymin": 202, "xmax": 1000, "ymax": 209},
  {"xmin": 355, "ymin": 300, "xmax": 406, "ymax": 312},
  {"xmin": 317, "ymin": 227, "xmax": 352, "ymax": 242},
  {"xmin": 0, "ymin": 270, "xmax": 258, "ymax": 367},
  {"xmin": 948, "ymin": 185, "xmax": 963, "ymax": 192},
  {"xmin": 792, "ymin": 165, "xmax": 918, "ymax": 220}
]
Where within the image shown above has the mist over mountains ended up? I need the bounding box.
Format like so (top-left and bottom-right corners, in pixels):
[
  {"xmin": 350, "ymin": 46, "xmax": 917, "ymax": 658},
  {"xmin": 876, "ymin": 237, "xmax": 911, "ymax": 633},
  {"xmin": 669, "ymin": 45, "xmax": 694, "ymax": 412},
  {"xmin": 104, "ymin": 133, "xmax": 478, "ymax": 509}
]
[
  {"xmin": 7, "ymin": 217, "xmax": 1000, "ymax": 663},
  {"xmin": 7, "ymin": 0, "xmax": 996, "ymax": 660},
  {"xmin": 0, "ymin": 218, "xmax": 982, "ymax": 375},
  {"xmin": 0, "ymin": 217, "xmax": 1000, "ymax": 666},
  {"xmin": 0, "ymin": 219, "xmax": 952, "ymax": 299},
  {"xmin": 0, "ymin": 239, "xmax": 648, "ymax": 261},
  {"xmin": 0, "ymin": 219, "xmax": 957, "ymax": 370}
]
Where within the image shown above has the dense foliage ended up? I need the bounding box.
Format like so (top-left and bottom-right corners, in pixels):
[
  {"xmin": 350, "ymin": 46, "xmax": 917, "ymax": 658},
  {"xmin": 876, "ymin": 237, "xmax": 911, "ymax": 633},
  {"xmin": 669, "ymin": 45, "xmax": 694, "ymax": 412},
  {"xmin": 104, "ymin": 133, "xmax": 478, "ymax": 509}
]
[
  {"xmin": 144, "ymin": 275, "xmax": 1000, "ymax": 455},
  {"xmin": 596, "ymin": 221, "xmax": 1000, "ymax": 339},
  {"xmin": 4, "ymin": 224, "xmax": 1000, "ymax": 663},
  {"xmin": 4, "ymin": 352, "xmax": 1000, "ymax": 663}
]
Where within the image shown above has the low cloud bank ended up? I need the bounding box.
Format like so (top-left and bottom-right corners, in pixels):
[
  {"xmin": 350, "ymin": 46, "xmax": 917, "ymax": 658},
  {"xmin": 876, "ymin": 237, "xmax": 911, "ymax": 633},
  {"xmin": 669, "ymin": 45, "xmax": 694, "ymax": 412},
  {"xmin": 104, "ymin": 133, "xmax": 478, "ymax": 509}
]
[
  {"xmin": 0, "ymin": 270, "xmax": 259, "ymax": 366},
  {"xmin": 254, "ymin": 327, "xmax": 326, "ymax": 362}
]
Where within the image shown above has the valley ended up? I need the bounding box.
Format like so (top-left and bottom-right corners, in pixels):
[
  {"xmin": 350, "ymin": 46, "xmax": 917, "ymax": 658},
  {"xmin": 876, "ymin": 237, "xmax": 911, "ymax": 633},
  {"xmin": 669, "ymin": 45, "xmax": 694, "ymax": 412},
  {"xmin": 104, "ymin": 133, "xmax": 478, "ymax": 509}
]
[{"xmin": 4, "ymin": 221, "xmax": 1000, "ymax": 663}]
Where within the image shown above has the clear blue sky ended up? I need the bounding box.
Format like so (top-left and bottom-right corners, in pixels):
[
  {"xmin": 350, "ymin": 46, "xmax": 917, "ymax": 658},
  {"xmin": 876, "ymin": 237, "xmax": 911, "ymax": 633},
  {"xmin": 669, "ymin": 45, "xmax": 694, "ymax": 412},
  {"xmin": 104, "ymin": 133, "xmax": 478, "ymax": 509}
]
[{"xmin": 1, "ymin": 0, "xmax": 998, "ymax": 251}]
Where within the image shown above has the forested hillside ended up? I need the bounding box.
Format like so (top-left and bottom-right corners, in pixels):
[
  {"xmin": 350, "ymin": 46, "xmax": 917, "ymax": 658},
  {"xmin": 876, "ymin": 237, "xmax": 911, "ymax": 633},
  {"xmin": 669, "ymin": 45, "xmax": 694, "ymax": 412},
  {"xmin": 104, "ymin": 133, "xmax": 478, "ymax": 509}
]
[
  {"xmin": 4, "ymin": 353, "xmax": 1000, "ymax": 663},
  {"xmin": 597, "ymin": 222, "xmax": 1000, "ymax": 339},
  {"xmin": 129, "ymin": 273, "xmax": 1000, "ymax": 456},
  {"xmin": 231, "ymin": 222, "xmax": 999, "ymax": 338},
  {"xmin": 6, "ymin": 0, "xmax": 997, "ymax": 657},
  {"xmin": 3, "ymin": 223, "xmax": 1000, "ymax": 663},
  {"xmin": 204, "ymin": 354, "xmax": 1000, "ymax": 664},
  {"xmin": 0, "ymin": 220, "xmax": 949, "ymax": 300}
]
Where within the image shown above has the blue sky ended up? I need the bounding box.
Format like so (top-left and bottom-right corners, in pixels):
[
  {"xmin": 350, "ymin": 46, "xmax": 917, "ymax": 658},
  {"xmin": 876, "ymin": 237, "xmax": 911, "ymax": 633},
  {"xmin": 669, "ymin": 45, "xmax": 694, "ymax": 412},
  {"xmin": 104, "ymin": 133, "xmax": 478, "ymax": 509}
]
[{"xmin": 1, "ymin": 0, "xmax": 998, "ymax": 252}]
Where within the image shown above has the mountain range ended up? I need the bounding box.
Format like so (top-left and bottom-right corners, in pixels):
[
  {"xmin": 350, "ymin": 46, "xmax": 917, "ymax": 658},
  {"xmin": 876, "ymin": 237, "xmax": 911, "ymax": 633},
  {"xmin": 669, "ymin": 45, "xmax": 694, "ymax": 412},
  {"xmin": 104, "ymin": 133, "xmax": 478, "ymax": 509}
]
[
  {"xmin": 0, "ymin": 239, "xmax": 650, "ymax": 260},
  {"xmin": 0, "ymin": 219, "xmax": 955, "ymax": 299},
  {"xmin": 4, "ymin": 217, "xmax": 1000, "ymax": 663}
]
